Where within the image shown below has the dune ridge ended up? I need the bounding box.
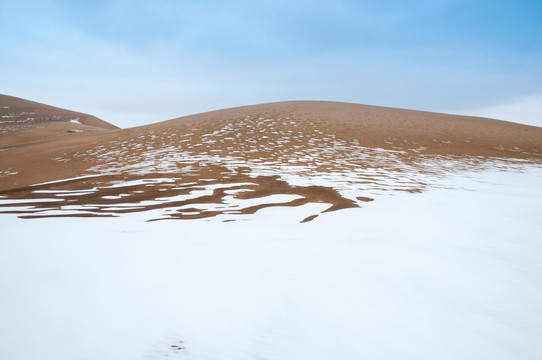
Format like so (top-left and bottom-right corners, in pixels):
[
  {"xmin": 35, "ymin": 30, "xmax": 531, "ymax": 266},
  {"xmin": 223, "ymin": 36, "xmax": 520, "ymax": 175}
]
[{"xmin": 1, "ymin": 98, "xmax": 541, "ymax": 222}]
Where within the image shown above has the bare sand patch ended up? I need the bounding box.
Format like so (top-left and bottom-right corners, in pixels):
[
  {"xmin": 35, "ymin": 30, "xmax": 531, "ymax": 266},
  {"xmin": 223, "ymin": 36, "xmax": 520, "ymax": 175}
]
[{"xmin": 0, "ymin": 94, "xmax": 118, "ymax": 149}]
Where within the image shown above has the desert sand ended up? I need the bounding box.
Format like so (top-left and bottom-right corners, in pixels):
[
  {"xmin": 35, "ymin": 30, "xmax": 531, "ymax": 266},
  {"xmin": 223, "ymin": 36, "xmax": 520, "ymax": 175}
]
[
  {"xmin": 0, "ymin": 94, "xmax": 118, "ymax": 148},
  {"xmin": 1, "ymin": 95, "xmax": 541, "ymax": 222}
]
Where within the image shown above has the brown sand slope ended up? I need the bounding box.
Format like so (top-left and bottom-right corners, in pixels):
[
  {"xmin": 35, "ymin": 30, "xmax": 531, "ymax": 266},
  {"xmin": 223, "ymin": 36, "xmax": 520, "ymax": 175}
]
[
  {"xmin": 0, "ymin": 94, "xmax": 119, "ymax": 149},
  {"xmin": 151, "ymin": 100, "xmax": 542, "ymax": 157},
  {"xmin": 0, "ymin": 100, "xmax": 541, "ymax": 222}
]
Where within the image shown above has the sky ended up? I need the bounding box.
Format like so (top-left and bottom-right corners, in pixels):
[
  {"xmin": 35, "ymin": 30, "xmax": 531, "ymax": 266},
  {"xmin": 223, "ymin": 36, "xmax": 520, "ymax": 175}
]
[{"xmin": 1, "ymin": 0, "xmax": 541, "ymax": 128}]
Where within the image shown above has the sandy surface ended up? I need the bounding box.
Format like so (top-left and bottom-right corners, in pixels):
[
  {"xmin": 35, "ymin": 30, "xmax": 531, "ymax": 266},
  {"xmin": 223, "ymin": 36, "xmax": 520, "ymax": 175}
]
[
  {"xmin": 1, "ymin": 98, "xmax": 541, "ymax": 221},
  {"xmin": 0, "ymin": 94, "xmax": 118, "ymax": 149}
]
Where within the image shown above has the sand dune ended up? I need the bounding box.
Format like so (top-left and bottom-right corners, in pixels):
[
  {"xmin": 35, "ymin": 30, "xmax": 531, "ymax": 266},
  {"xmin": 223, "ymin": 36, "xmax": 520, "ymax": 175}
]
[
  {"xmin": 3, "ymin": 96, "xmax": 541, "ymax": 359},
  {"xmin": 1, "ymin": 97, "xmax": 541, "ymax": 222},
  {"xmin": 0, "ymin": 94, "xmax": 118, "ymax": 149}
]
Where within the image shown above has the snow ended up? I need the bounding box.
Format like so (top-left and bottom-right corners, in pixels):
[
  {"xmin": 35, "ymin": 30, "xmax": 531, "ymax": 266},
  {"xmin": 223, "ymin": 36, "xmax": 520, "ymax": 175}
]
[
  {"xmin": 1, "ymin": 166, "xmax": 541, "ymax": 359},
  {"xmin": 32, "ymin": 174, "xmax": 106, "ymax": 186},
  {"xmin": 0, "ymin": 198, "xmax": 59, "ymax": 205}
]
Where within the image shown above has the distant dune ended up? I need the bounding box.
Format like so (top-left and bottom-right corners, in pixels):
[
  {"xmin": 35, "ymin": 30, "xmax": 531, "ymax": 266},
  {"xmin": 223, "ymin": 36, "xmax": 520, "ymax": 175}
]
[
  {"xmin": 1, "ymin": 96, "xmax": 541, "ymax": 222},
  {"xmin": 0, "ymin": 94, "xmax": 118, "ymax": 149}
]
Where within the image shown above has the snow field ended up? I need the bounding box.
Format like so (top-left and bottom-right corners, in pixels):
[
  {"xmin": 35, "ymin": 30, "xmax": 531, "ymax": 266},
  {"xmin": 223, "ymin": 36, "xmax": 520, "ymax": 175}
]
[{"xmin": 0, "ymin": 166, "xmax": 541, "ymax": 359}]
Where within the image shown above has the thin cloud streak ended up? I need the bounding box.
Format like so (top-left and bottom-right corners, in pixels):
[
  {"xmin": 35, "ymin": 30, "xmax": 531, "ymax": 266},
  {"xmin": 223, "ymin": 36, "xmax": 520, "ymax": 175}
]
[{"xmin": 458, "ymin": 93, "xmax": 542, "ymax": 127}]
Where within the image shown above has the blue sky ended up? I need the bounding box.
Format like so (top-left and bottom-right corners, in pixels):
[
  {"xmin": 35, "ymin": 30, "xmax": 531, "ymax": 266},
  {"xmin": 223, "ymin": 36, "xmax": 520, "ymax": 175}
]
[{"xmin": 1, "ymin": 0, "xmax": 541, "ymax": 127}]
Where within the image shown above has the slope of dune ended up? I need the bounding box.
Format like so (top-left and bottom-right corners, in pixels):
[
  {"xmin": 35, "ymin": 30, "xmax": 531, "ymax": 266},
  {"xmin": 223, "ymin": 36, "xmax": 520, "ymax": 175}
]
[
  {"xmin": 0, "ymin": 94, "xmax": 118, "ymax": 149},
  {"xmin": 1, "ymin": 100, "xmax": 541, "ymax": 222}
]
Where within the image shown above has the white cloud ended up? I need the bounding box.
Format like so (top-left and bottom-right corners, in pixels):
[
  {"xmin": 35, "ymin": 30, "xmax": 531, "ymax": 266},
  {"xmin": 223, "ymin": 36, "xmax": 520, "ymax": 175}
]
[{"xmin": 457, "ymin": 93, "xmax": 542, "ymax": 127}]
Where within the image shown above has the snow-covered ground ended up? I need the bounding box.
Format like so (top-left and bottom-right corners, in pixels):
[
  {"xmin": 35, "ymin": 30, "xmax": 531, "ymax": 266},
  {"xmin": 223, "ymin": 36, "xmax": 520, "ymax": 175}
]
[{"xmin": 1, "ymin": 166, "xmax": 541, "ymax": 360}]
